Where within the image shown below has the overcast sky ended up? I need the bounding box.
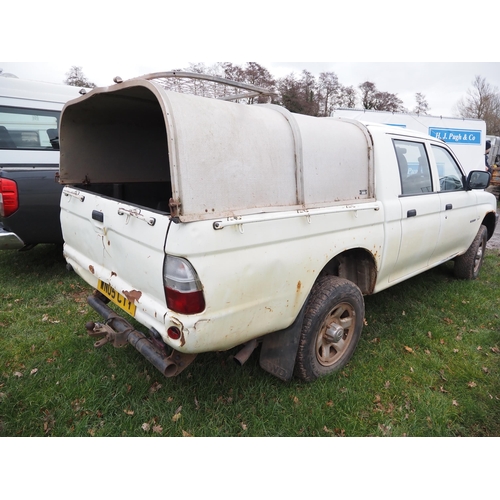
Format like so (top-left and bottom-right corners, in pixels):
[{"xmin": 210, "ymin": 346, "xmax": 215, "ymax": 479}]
[
  {"xmin": 3, "ymin": 1, "xmax": 499, "ymax": 118},
  {"xmin": 1, "ymin": 61, "xmax": 498, "ymax": 118}
]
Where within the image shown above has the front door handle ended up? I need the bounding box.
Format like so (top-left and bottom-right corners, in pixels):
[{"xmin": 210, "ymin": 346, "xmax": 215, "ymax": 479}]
[
  {"xmin": 407, "ymin": 209, "xmax": 417, "ymax": 218},
  {"xmin": 445, "ymin": 204, "xmax": 453, "ymax": 210}
]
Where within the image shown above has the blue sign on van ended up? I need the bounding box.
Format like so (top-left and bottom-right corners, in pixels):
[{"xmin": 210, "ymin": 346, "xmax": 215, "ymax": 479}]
[{"xmin": 428, "ymin": 127, "xmax": 481, "ymax": 144}]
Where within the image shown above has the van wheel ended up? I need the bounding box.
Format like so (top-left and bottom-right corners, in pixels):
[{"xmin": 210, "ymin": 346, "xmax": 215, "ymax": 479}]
[
  {"xmin": 294, "ymin": 276, "xmax": 364, "ymax": 382},
  {"xmin": 454, "ymin": 225, "xmax": 488, "ymax": 280}
]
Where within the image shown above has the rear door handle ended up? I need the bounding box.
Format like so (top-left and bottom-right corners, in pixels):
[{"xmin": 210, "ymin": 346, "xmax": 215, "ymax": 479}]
[
  {"xmin": 445, "ymin": 204, "xmax": 453, "ymax": 210},
  {"xmin": 92, "ymin": 210, "xmax": 104, "ymax": 222},
  {"xmin": 407, "ymin": 209, "xmax": 417, "ymax": 218}
]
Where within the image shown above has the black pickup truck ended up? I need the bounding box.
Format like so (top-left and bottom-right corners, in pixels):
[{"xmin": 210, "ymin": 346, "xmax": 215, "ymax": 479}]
[{"xmin": 0, "ymin": 74, "xmax": 85, "ymax": 250}]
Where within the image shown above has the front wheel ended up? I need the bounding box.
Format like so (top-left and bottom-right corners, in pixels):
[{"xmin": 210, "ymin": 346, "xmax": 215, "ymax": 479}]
[
  {"xmin": 454, "ymin": 225, "xmax": 488, "ymax": 280},
  {"xmin": 294, "ymin": 276, "xmax": 365, "ymax": 382}
]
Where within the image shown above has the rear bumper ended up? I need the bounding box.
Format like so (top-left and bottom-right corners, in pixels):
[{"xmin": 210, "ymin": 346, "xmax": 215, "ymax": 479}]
[{"xmin": 0, "ymin": 225, "xmax": 24, "ymax": 250}]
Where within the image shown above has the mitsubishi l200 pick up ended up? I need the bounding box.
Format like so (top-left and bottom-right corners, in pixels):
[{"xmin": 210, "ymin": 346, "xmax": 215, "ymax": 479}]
[{"xmin": 58, "ymin": 72, "xmax": 498, "ymax": 382}]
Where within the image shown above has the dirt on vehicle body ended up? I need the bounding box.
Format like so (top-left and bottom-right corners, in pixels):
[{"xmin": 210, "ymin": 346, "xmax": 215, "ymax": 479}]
[{"xmin": 58, "ymin": 72, "xmax": 498, "ymax": 382}]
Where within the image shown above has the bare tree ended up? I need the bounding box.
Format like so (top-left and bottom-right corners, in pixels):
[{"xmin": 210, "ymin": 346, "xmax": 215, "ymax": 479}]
[
  {"xmin": 359, "ymin": 81, "xmax": 405, "ymax": 112},
  {"xmin": 318, "ymin": 73, "xmax": 358, "ymax": 114},
  {"xmin": 456, "ymin": 75, "xmax": 500, "ymax": 135},
  {"xmin": 337, "ymin": 85, "xmax": 357, "ymax": 108},
  {"xmin": 215, "ymin": 62, "xmax": 276, "ymax": 103},
  {"xmin": 375, "ymin": 91, "xmax": 406, "ymax": 112},
  {"xmin": 413, "ymin": 92, "xmax": 430, "ymax": 114},
  {"xmin": 64, "ymin": 66, "xmax": 96, "ymax": 88},
  {"xmin": 359, "ymin": 81, "xmax": 378, "ymax": 109},
  {"xmin": 185, "ymin": 62, "xmax": 211, "ymax": 73},
  {"xmin": 217, "ymin": 62, "xmax": 245, "ymax": 81},
  {"xmin": 277, "ymin": 73, "xmax": 305, "ymax": 114},
  {"xmin": 300, "ymin": 70, "xmax": 319, "ymax": 116},
  {"xmin": 317, "ymin": 71, "xmax": 340, "ymax": 116},
  {"xmin": 145, "ymin": 62, "xmax": 276, "ymax": 103},
  {"xmin": 240, "ymin": 62, "xmax": 276, "ymax": 103},
  {"xmin": 319, "ymin": 73, "xmax": 358, "ymax": 115},
  {"xmin": 276, "ymin": 71, "xmax": 321, "ymax": 116},
  {"xmin": 184, "ymin": 62, "xmax": 219, "ymax": 96}
]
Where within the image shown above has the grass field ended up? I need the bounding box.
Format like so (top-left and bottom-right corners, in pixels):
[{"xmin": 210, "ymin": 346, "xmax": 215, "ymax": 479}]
[{"xmin": 1, "ymin": 244, "xmax": 499, "ymax": 437}]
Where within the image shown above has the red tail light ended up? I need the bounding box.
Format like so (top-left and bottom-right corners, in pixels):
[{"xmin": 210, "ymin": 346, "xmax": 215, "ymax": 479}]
[
  {"xmin": 163, "ymin": 255, "xmax": 206, "ymax": 315},
  {"xmin": 0, "ymin": 178, "xmax": 19, "ymax": 217},
  {"xmin": 166, "ymin": 288, "xmax": 206, "ymax": 315}
]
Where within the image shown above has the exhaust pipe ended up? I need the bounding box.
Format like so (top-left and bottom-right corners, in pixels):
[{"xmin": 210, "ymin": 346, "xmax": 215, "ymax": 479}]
[
  {"xmin": 86, "ymin": 295, "xmax": 196, "ymax": 377},
  {"xmin": 164, "ymin": 351, "xmax": 197, "ymax": 377},
  {"xmin": 233, "ymin": 339, "xmax": 258, "ymax": 366}
]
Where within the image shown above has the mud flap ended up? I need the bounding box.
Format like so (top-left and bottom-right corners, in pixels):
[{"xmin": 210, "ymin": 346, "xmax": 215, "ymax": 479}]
[{"xmin": 259, "ymin": 304, "xmax": 306, "ymax": 382}]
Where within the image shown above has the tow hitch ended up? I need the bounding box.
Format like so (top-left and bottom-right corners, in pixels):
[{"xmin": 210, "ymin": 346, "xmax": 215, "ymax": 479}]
[{"xmin": 86, "ymin": 294, "xmax": 196, "ymax": 377}]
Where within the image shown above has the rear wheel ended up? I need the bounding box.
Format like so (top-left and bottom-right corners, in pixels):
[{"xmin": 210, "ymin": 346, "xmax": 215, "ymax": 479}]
[
  {"xmin": 294, "ymin": 276, "xmax": 365, "ymax": 382},
  {"xmin": 454, "ymin": 225, "xmax": 488, "ymax": 280}
]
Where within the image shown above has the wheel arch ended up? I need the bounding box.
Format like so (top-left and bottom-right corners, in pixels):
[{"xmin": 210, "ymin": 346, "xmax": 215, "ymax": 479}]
[
  {"xmin": 259, "ymin": 247, "xmax": 377, "ymax": 381},
  {"xmin": 317, "ymin": 247, "xmax": 378, "ymax": 295},
  {"xmin": 482, "ymin": 211, "xmax": 498, "ymax": 241}
]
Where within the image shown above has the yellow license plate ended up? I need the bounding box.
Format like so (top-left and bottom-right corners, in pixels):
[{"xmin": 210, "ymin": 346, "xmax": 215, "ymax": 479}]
[{"xmin": 97, "ymin": 280, "xmax": 137, "ymax": 317}]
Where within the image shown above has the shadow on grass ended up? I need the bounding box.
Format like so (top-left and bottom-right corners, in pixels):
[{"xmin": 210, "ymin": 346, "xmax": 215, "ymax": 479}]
[{"xmin": 0, "ymin": 244, "xmax": 66, "ymax": 277}]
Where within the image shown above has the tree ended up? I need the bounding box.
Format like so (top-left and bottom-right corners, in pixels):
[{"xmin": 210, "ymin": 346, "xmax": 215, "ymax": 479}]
[
  {"xmin": 413, "ymin": 92, "xmax": 430, "ymax": 114},
  {"xmin": 337, "ymin": 85, "xmax": 357, "ymax": 109},
  {"xmin": 277, "ymin": 73, "xmax": 305, "ymax": 114},
  {"xmin": 359, "ymin": 81, "xmax": 378, "ymax": 109},
  {"xmin": 239, "ymin": 62, "xmax": 276, "ymax": 104},
  {"xmin": 317, "ymin": 73, "xmax": 358, "ymax": 114},
  {"xmin": 276, "ymin": 71, "xmax": 319, "ymax": 116},
  {"xmin": 217, "ymin": 62, "xmax": 245, "ymax": 81},
  {"xmin": 318, "ymin": 71, "xmax": 340, "ymax": 116},
  {"xmin": 183, "ymin": 62, "xmax": 277, "ymax": 103},
  {"xmin": 64, "ymin": 66, "xmax": 96, "ymax": 88},
  {"xmin": 456, "ymin": 75, "xmax": 500, "ymax": 135},
  {"xmin": 374, "ymin": 91, "xmax": 406, "ymax": 112},
  {"xmin": 299, "ymin": 70, "xmax": 319, "ymax": 116},
  {"xmin": 358, "ymin": 81, "xmax": 405, "ymax": 112}
]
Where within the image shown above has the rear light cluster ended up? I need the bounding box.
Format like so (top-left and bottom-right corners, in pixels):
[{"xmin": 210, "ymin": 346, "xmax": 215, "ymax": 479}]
[
  {"xmin": 0, "ymin": 178, "xmax": 19, "ymax": 217},
  {"xmin": 163, "ymin": 255, "xmax": 206, "ymax": 315}
]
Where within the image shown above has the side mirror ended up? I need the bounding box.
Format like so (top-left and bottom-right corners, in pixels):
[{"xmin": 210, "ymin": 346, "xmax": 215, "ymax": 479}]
[{"xmin": 466, "ymin": 170, "xmax": 490, "ymax": 190}]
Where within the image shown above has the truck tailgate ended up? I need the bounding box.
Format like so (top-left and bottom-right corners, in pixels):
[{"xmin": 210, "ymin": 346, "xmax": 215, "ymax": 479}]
[{"xmin": 61, "ymin": 187, "xmax": 171, "ymax": 328}]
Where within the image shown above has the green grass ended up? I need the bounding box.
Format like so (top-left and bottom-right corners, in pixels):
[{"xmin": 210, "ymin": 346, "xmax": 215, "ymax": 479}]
[{"xmin": 1, "ymin": 244, "xmax": 499, "ymax": 437}]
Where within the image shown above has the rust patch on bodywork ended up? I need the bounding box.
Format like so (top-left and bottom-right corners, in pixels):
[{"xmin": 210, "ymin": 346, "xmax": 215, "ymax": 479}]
[
  {"xmin": 296, "ymin": 280, "xmax": 302, "ymax": 293},
  {"xmin": 89, "ymin": 265, "xmax": 95, "ymax": 274},
  {"xmin": 123, "ymin": 289, "xmax": 142, "ymax": 303}
]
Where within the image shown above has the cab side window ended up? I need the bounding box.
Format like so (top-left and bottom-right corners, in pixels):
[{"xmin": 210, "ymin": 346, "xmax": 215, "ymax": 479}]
[
  {"xmin": 394, "ymin": 140, "xmax": 432, "ymax": 195},
  {"xmin": 431, "ymin": 145, "xmax": 465, "ymax": 191}
]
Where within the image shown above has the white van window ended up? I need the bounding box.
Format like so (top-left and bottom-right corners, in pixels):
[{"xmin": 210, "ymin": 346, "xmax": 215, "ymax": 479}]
[
  {"xmin": 0, "ymin": 106, "xmax": 60, "ymax": 151},
  {"xmin": 431, "ymin": 145, "xmax": 465, "ymax": 191},
  {"xmin": 394, "ymin": 139, "xmax": 433, "ymax": 195}
]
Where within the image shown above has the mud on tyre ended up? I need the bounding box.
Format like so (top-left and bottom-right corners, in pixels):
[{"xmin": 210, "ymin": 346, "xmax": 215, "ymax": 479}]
[
  {"xmin": 454, "ymin": 225, "xmax": 488, "ymax": 280},
  {"xmin": 294, "ymin": 276, "xmax": 365, "ymax": 382}
]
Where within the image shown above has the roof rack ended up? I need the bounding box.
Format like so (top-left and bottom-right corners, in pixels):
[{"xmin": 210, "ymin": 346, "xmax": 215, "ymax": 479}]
[{"xmin": 119, "ymin": 71, "xmax": 277, "ymax": 101}]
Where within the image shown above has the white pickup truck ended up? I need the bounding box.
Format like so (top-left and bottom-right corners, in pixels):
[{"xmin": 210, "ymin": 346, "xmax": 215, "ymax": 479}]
[{"xmin": 59, "ymin": 73, "xmax": 498, "ymax": 382}]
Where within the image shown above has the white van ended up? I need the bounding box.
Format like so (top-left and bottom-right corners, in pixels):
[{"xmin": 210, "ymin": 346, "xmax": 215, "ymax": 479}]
[{"xmin": 331, "ymin": 108, "xmax": 487, "ymax": 174}]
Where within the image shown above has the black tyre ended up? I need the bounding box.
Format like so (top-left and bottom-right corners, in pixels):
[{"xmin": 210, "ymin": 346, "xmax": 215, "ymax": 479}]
[
  {"xmin": 454, "ymin": 225, "xmax": 488, "ymax": 280},
  {"xmin": 294, "ymin": 276, "xmax": 365, "ymax": 382}
]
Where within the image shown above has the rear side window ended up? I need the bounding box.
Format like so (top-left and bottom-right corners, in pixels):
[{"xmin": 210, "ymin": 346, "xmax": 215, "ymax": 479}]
[
  {"xmin": 431, "ymin": 145, "xmax": 465, "ymax": 191},
  {"xmin": 394, "ymin": 140, "xmax": 433, "ymax": 195},
  {"xmin": 0, "ymin": 106, "xmax": 60, "ymax": 151}
]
